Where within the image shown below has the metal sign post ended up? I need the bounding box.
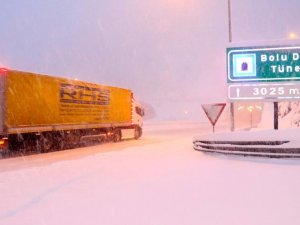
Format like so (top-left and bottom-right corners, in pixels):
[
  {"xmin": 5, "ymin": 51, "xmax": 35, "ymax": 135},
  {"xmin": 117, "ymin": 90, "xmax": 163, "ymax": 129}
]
[
  {"xmin": 227, "ymin": 0, "xmax": 234, "ymax": 132},
  {"xmin": 274, "ymin": 102, "xmax": 279, "ymax": 130}
]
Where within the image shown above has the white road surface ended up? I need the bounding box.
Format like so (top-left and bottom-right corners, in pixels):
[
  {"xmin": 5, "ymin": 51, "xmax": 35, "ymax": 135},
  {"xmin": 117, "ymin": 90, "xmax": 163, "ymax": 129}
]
[{"xmin": 0, "ymin": 121, "xmax": 300, "ymax": 225}]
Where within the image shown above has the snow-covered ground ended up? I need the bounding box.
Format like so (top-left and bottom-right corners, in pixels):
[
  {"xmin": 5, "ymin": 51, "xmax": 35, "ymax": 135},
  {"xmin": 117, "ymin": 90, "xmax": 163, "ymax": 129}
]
[{"xmin": 1, "ymin": 121, "xmax": 300, "ymax": 225}]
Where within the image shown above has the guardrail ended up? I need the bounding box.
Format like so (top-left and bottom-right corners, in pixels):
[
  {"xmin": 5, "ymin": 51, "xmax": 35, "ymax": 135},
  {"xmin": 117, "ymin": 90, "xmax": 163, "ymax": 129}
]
[{"xmin": 193, "ymin": 140, "xmax": 300, "ymax": 158}]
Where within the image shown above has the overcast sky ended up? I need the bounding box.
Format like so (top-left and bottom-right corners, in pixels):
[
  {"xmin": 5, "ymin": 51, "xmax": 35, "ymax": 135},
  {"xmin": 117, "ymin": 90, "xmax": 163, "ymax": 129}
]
[{"xmin": 1, "ymin": 0, "xmax": 300, "ymax": 120}]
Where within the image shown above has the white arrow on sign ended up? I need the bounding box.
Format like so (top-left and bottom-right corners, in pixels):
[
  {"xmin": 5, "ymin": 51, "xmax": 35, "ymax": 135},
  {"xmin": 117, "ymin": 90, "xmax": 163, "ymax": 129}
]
[{"xmin": 201, "ymin": 103, "xmax": 226, "ymax": 128}]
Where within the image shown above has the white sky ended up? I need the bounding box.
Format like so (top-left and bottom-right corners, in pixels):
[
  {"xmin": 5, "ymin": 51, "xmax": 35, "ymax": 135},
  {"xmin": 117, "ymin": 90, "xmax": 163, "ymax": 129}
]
[{"xmin": 1, "ymin": 0, "xmax": 300, "ymax": 120}]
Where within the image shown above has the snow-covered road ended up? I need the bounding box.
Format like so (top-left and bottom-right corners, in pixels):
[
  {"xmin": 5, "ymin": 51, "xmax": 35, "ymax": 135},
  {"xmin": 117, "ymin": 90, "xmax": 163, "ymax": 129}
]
[{"xmin": 1, "ymin": 121, "xmax": 300, "ymax": 225}]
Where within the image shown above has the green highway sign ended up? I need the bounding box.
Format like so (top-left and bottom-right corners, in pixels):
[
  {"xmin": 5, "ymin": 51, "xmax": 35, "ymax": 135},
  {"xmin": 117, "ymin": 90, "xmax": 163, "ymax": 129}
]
[{"xmin": 227, "ymin": 45, "xmax": 300, "ymax": 83}]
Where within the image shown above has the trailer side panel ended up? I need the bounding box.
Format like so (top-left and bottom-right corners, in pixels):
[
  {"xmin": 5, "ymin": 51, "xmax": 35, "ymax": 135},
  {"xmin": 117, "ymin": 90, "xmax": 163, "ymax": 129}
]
[{"xmin": 5, "ymin": 71, "xmax": 132, "ymax": 133}]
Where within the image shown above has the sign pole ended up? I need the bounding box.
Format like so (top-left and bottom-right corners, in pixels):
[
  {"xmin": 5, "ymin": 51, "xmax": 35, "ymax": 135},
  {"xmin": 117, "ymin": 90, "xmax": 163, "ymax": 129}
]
[
  {"xmin": 228, "ymin": 0, "xmax": 235, "ymax": 132},
  {"xmin": 228, "ymin": 0, "xmax": 232, "ymax": 43},
  {"xmin": 230, "ymin": 103, "xmax": 235, "ymax": 131},
  {"xmin": 274, "ymin": 102, "xmax": 278, "ymax": 130}
]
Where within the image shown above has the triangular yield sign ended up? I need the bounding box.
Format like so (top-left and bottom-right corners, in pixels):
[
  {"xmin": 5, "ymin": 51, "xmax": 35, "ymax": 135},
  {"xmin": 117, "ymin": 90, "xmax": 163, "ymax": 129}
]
[{"xmin": 202, "ymin": 103, "xmax": 226, "ymax": 126}]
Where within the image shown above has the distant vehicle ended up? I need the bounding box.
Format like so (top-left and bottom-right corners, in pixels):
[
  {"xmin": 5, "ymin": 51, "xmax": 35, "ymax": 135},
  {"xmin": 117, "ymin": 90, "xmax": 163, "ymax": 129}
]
[{"xmin": 0, "ymin": 68, "xmax": 144, "ymax": 153}]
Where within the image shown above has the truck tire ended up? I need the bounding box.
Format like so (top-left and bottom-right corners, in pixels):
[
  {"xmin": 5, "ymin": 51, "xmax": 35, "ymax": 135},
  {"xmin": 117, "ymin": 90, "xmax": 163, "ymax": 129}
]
[
  {"xmin": 113, "ymin": 130, "xmax": 121, "ymax": 142},
  {"xmin": 134, "ymin": 127, "xmax": 142, "ymax": 139},
  {"xmin": 39, "ymin": 134, "xmax": 53, "ymax": 152},
  {"xmin": 53, "ymin": 133, "xmax": 65, "ymax": 150}
]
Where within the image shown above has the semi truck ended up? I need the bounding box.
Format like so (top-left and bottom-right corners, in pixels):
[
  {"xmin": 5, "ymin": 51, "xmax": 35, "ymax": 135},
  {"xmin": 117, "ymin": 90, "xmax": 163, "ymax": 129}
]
[{"xmin": 0, "ymin": 68, "xmax": 144, "ymax": 153}]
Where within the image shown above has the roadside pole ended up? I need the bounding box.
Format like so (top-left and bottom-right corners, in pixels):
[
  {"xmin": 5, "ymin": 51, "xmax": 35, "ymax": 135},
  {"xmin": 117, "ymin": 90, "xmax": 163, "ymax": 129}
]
[
  {"xmin": 230, "ymin": 103, "xmax": 235, "ymax": 131},
  {"xmin": 228, "ymin": 0, "xmax": 232, "ymax": 43},
  {"xmin": 228, "ymin": 0, "xmax": 235, "ymax": 131},
  {"xmin": 274, "ymin": 102, "xmax": 278, "ymax": 130}
]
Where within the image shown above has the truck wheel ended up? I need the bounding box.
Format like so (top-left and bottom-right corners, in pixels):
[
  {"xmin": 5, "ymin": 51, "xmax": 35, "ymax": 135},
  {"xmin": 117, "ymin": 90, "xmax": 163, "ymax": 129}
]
[
  {"xmin": 53, "ymin": 134, "xmax": 65, "ymax": 150},
  {"xmin": 134, "ymin": 127, "xmax": 141, "ymax": 139},
  {"xmin": 40, "ymin": 134, "xmax": 53, "ymax": 152},
  {"xmin": 113, "ymin": 130, "xmax": 121, "ymax": 142}
]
